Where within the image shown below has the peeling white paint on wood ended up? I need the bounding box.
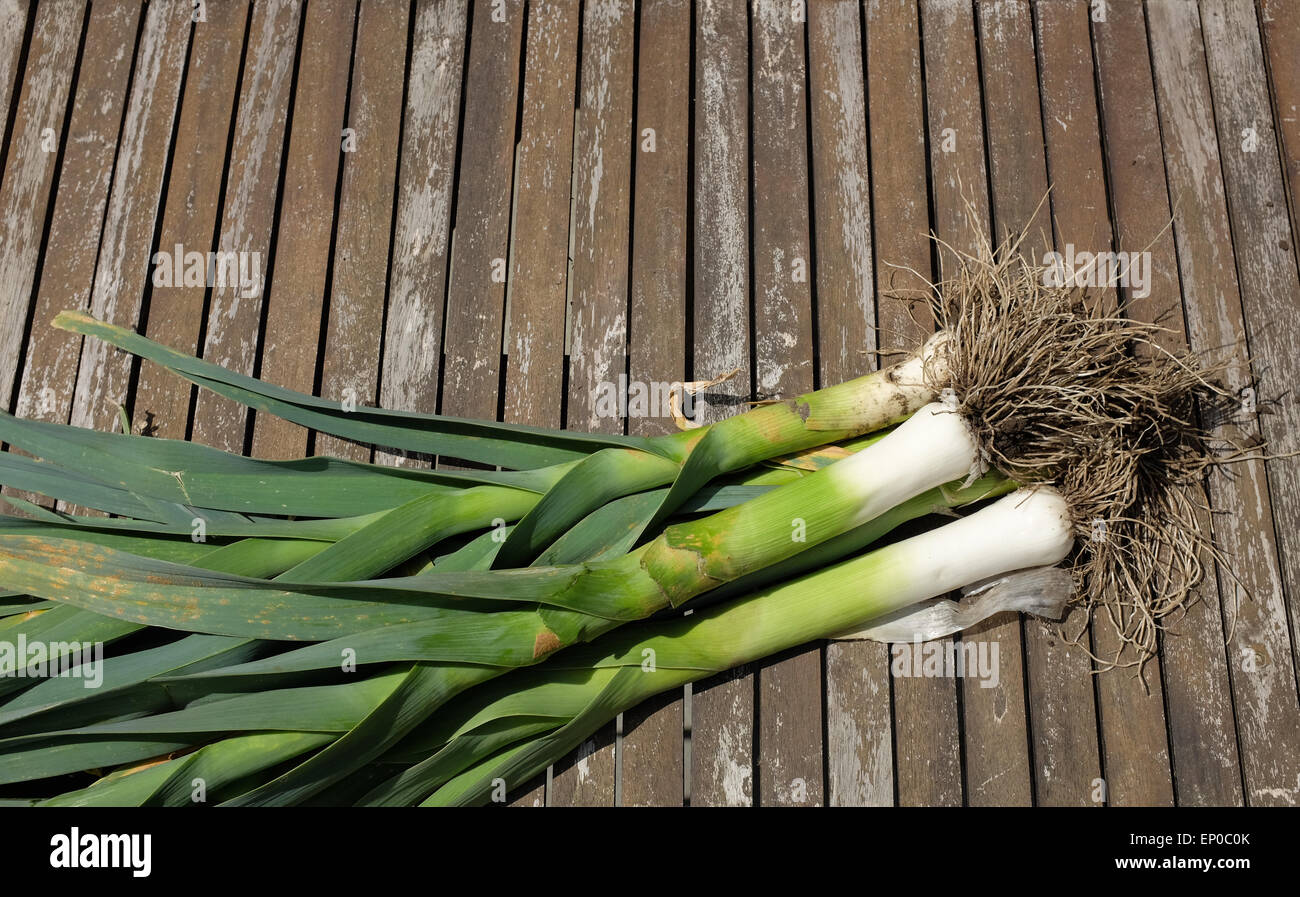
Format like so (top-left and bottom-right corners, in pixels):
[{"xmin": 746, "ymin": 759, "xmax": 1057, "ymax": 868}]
[
  {"xmin": 1202, "ymin": 0, "xmax": 1300, "ymax": 737},
  {"xmin": 693, "ymin": 0, "xmax": 748, "ymax": 422},
  {"xmin": 193, "ymin": 0, "xmax": 301, "ymax": 453},
  {"xmin": 812, "ymin": 0, "xmax": 892, "ymax": 808},
  {"xmin": 13, "ymin": 1, "xmax": 139, "ymax": 431},
  {"xmin": 826, "ymin": 644, "xmax": 892, "ymax": 806},
  {"xmin": 1149, "ymin": 0, "xmax": 1300, "ymax": 806},
  {"xmin": 0, "ymin": 0, "xmax": 85, "ymax": 409},
  {"xmin": 0, "ymin": 0, "xmax": 27, "ymax": 153},
  {"xmin": 379, "ymin": 0, "xmax": 467, "ymax": 425},
  {"xmin": 249, "ymin": 0, "xmax": 356, "ymax": 461},
  {"xmin": 751, "ymin": 0, "xmax": 812, "ymax": 400},
  {"xmin": 69, "ymin": 0, "xmax": 189, "ymax": 438},
  {"xmin": 316, "ymin": 0, "xmax": 408, "ymax": 463},
  {"xmin": 566, "ymin": 0, "xmax": 631, "ymax": 435},
  {"xmin": 439, "ymin": 0, "xmax": 524, "ymax": 422},
  {"xmin": 687, "ymin": 0, "xmax": 753, "ymax": 808}
]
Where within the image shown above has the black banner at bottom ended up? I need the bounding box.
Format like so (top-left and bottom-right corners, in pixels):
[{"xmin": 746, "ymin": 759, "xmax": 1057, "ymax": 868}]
[{"xmin": 5, "ymin": 806, "xmax": 1284, "ymax": 883}]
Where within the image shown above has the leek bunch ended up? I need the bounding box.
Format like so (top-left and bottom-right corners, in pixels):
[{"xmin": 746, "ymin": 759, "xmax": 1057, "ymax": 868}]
[{"xmin": 0, "ymin": 237, "xmax": 1236, "ymax": 806}]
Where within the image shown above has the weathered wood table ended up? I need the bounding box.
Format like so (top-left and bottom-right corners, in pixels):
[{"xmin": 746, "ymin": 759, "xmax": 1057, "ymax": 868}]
[{"xmin": 0, "ymin": 0, "xmax": 1297, "ymax": 805}]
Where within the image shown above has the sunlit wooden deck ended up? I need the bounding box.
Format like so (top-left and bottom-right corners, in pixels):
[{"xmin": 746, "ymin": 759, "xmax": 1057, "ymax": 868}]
[{"xmin": 1, "ymin": 0, "xmax": 1298, "ymax": 805}]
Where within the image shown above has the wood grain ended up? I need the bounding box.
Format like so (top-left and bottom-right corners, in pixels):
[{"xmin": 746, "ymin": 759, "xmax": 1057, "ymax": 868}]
[
  {"xmin": 192, "ymin": 0, "xmax": 302, "ymax": 453},
  {"xmin": 863, "ymin": 0, "xmax": 931, "ymax": 808},
  {"xmin": 502, "ymin": 0, "xmax": 577, "ymax": 430},
  {"xmin": 962, "ymin": 0, "xmax": 1039, "ymax": 807},
  {"xmin": 1199, "ymin": 0, "xmax": 1300, "ymax": 806},
  {"xmin": 891, "ymin": 0, "xmax": 978, "ymax": 807},
  {"xmin": 316, "ymin": 0, "xmax": 408, "ymax": 463},
  {"xmin": 750, "ymin": 0, "xmax": 820, "ymax": 808},
  {"xmin": 0, "ymin": 0, "xmax": 30, "ymax": 161},
  {"xmin": 439, "ymin": 0, "xmax": 524, "ymax": 423},
  {"xmin": 921, "ymin": 0, "xmax": 990, "ymax": 268},
  {"xmin": 13, "ymin": 0, "xmax": 140, "ymax": 441},
  {"xmin": 549, "ymin": 0, "xmax": 633, "ymax": 807},
  {"xmin": 1091, "ymin": 0, "xmax": 1206, "ymax": 808},
  {"xmin": 1027, "ymin": 0, "xmax": 1107, "ymax": 807},
  {"xmin": 499, "ymin": 0, "xmax": 582, "ymax": 806},
  {"xmin": 1147, "ymin": 0, "xmax": 1300, "ymax": 806},
  {"xmin": 130, "ymin": 1, "xmax": 249, "ymax": 441},
  {"xmin": 0, "ymin": 0, "xmax": 86, "ymax": 410},
  {"xmin": 1091, "ymin": 0, "xmax": 1240, "ymax": 806},
  {"xmin": 812, "ymin": 0, "xmax": 891, "ymax": 807},
  {"xmin": 1258, "ymin": 0, "xmax": 1300, "ymax": 243},
  {"xmin": 565, "ymin": 0, "xmax": 633, "ymax": 435},
  {"xmin": 249, "ymin": 0, "xmax": 356, "ymax": 461},
  {"xmin": 620, "ymin": 0, "xmax": 690, "ymax": 807},
  {"xmin": 689, "ymin": 0, "xmax": 753, "ymax": 807},
  {"xmin": 67, "ymin": 0, "xmax": 190, "ymax": 440},
  {"xmin": 376, "ymin": 0, "xmax": 467, "ymax": 467}
]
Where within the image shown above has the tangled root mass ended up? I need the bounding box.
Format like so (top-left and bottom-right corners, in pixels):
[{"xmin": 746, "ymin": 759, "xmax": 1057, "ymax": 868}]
[{"xmin": 909, "ymin": 224, "xmax": 1255, "ymax": 672}]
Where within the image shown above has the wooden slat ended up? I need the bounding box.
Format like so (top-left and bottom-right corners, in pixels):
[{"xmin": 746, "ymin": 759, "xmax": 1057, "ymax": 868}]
[
  {"xmin": 891, "ymin": 0, "xmax": 980, "ymax": 808},
  {"xmin": 502, "ymin": 0, "xmax": 580, "ymax": 808},
  {"xmin": 377, "ymin": 0, "xmax": 466, "ymax": 458},
  {"xmin": 11, "ymin": 0, "xmax": 1293, "ymax": 811},
  {"xmin": 1092, "ymin": 0, "xmax": 1238, "ymax": 807},
  {"xmin": 863, "ymin": 0, "xmax": 929, "ymax": 809},
  {"xmin": 951, "ymin": 0, "xmax": 1036, "ymax": 808},
  {"xmin": 750, "ymin": 0, "xmax": 820, "ymax": 807},
  {"xmin": 1027, "ymin": 0, "xmax": 1109, "ymax": 807},
  {"xmin": 315, "ymin": 0, "xmax": 407, "ymax": 463},
  {"xmin": 1258, "ymin": 0, "xmax": 1300, "ymax": 241},
  {"xmin": 689, "ymin": 0, "xmax": 752, "ymax": 807},
  {"xmin": 620, "ymin": 0, "xmax": 689, "ymax": 807},
  {"xmin": 811, "ymin": 0, "xmax": 891, "ymax": 808},
  {"xmin": 502, "ymin": 0, "xmax": 577, "ymax": 428},
  {"xmin": 439, "ymin": 0, "xmax": 524, "ymax": 423},
  {"xmin": 0, "ymin": 0, "xmax": 29, "ymax": 154},
  {"xmin": 564, "ymin": 0, "xmax": 633, "ymax": 434},
  {"xmin": 976, "ymin": 0, "xmax": 1049, "ymax": 242},
  {"xmin": 13, "ymin": 0, "xmax": 139, "ymax": 441},
  {"xmin": 549, "ymin": 0, "xmax": 634, "ymax": 807},
  {"xmin": 1147, "ymin": 0, "xmax": 1300, "ymax": 806},
  {"xmin": 1060, "ymin": 0, "xmax": 1176, "ymax": 808},
  {"xmin": 130, "ymin": 1, "xmax": 249, "ymax": 440},
  {"xmin": 0, "ymin": 0, "xmax": 85, "ymax": 410},
  {"xmin": 550, "ymin": 732, "xmax": 616, "ymax": 807},
  {"xmin": 249, "ymin": 0, "xmax": 356, "ymax": 461},
  {"xmin": 864, "ymin": 0, "xmax": 930, "ymax": 360},
  {"xmin": 921, "ymin": 0, "xmax": 990, "ymax": 265},
  {"xmin": 191, "ymin": 0, "xmax": 302, "ymax": 453},
  {"xmin": 809, "ymin": 1, "xmax": 872, "ymax": 380},
  {"xmin": 427, "ymin": 0, "xmax": 535, "ymax": 805},
  {"xmin": 66, "ymin": 1, "xmax": 190, "ymax": 438},
  {"xmin": 1076, "ymin": 0, "xmax": 1196, "ymax": 806},
  {"xmin": 1199, "ymin": 0, "xmax": 1300, "ymax": 806}
]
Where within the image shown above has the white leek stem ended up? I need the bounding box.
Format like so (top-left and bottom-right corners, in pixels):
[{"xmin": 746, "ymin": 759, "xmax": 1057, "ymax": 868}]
[
  {"xmin": 829, "ymin": 401, "xmax": 983, "ymax": 527},
  {"xmin": 682, "ymin": 487, "xmax": 1076, "ymax": 661},
  {"xmin": 857, "ymin": 486, "xmax": 1074, "ymax": 622}
]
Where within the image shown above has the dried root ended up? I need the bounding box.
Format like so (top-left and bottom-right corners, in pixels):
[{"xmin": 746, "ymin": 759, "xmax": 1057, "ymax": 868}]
[{"xmin": 907, "ymin": 215, "xmax": 1258, "ymax": 673}]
